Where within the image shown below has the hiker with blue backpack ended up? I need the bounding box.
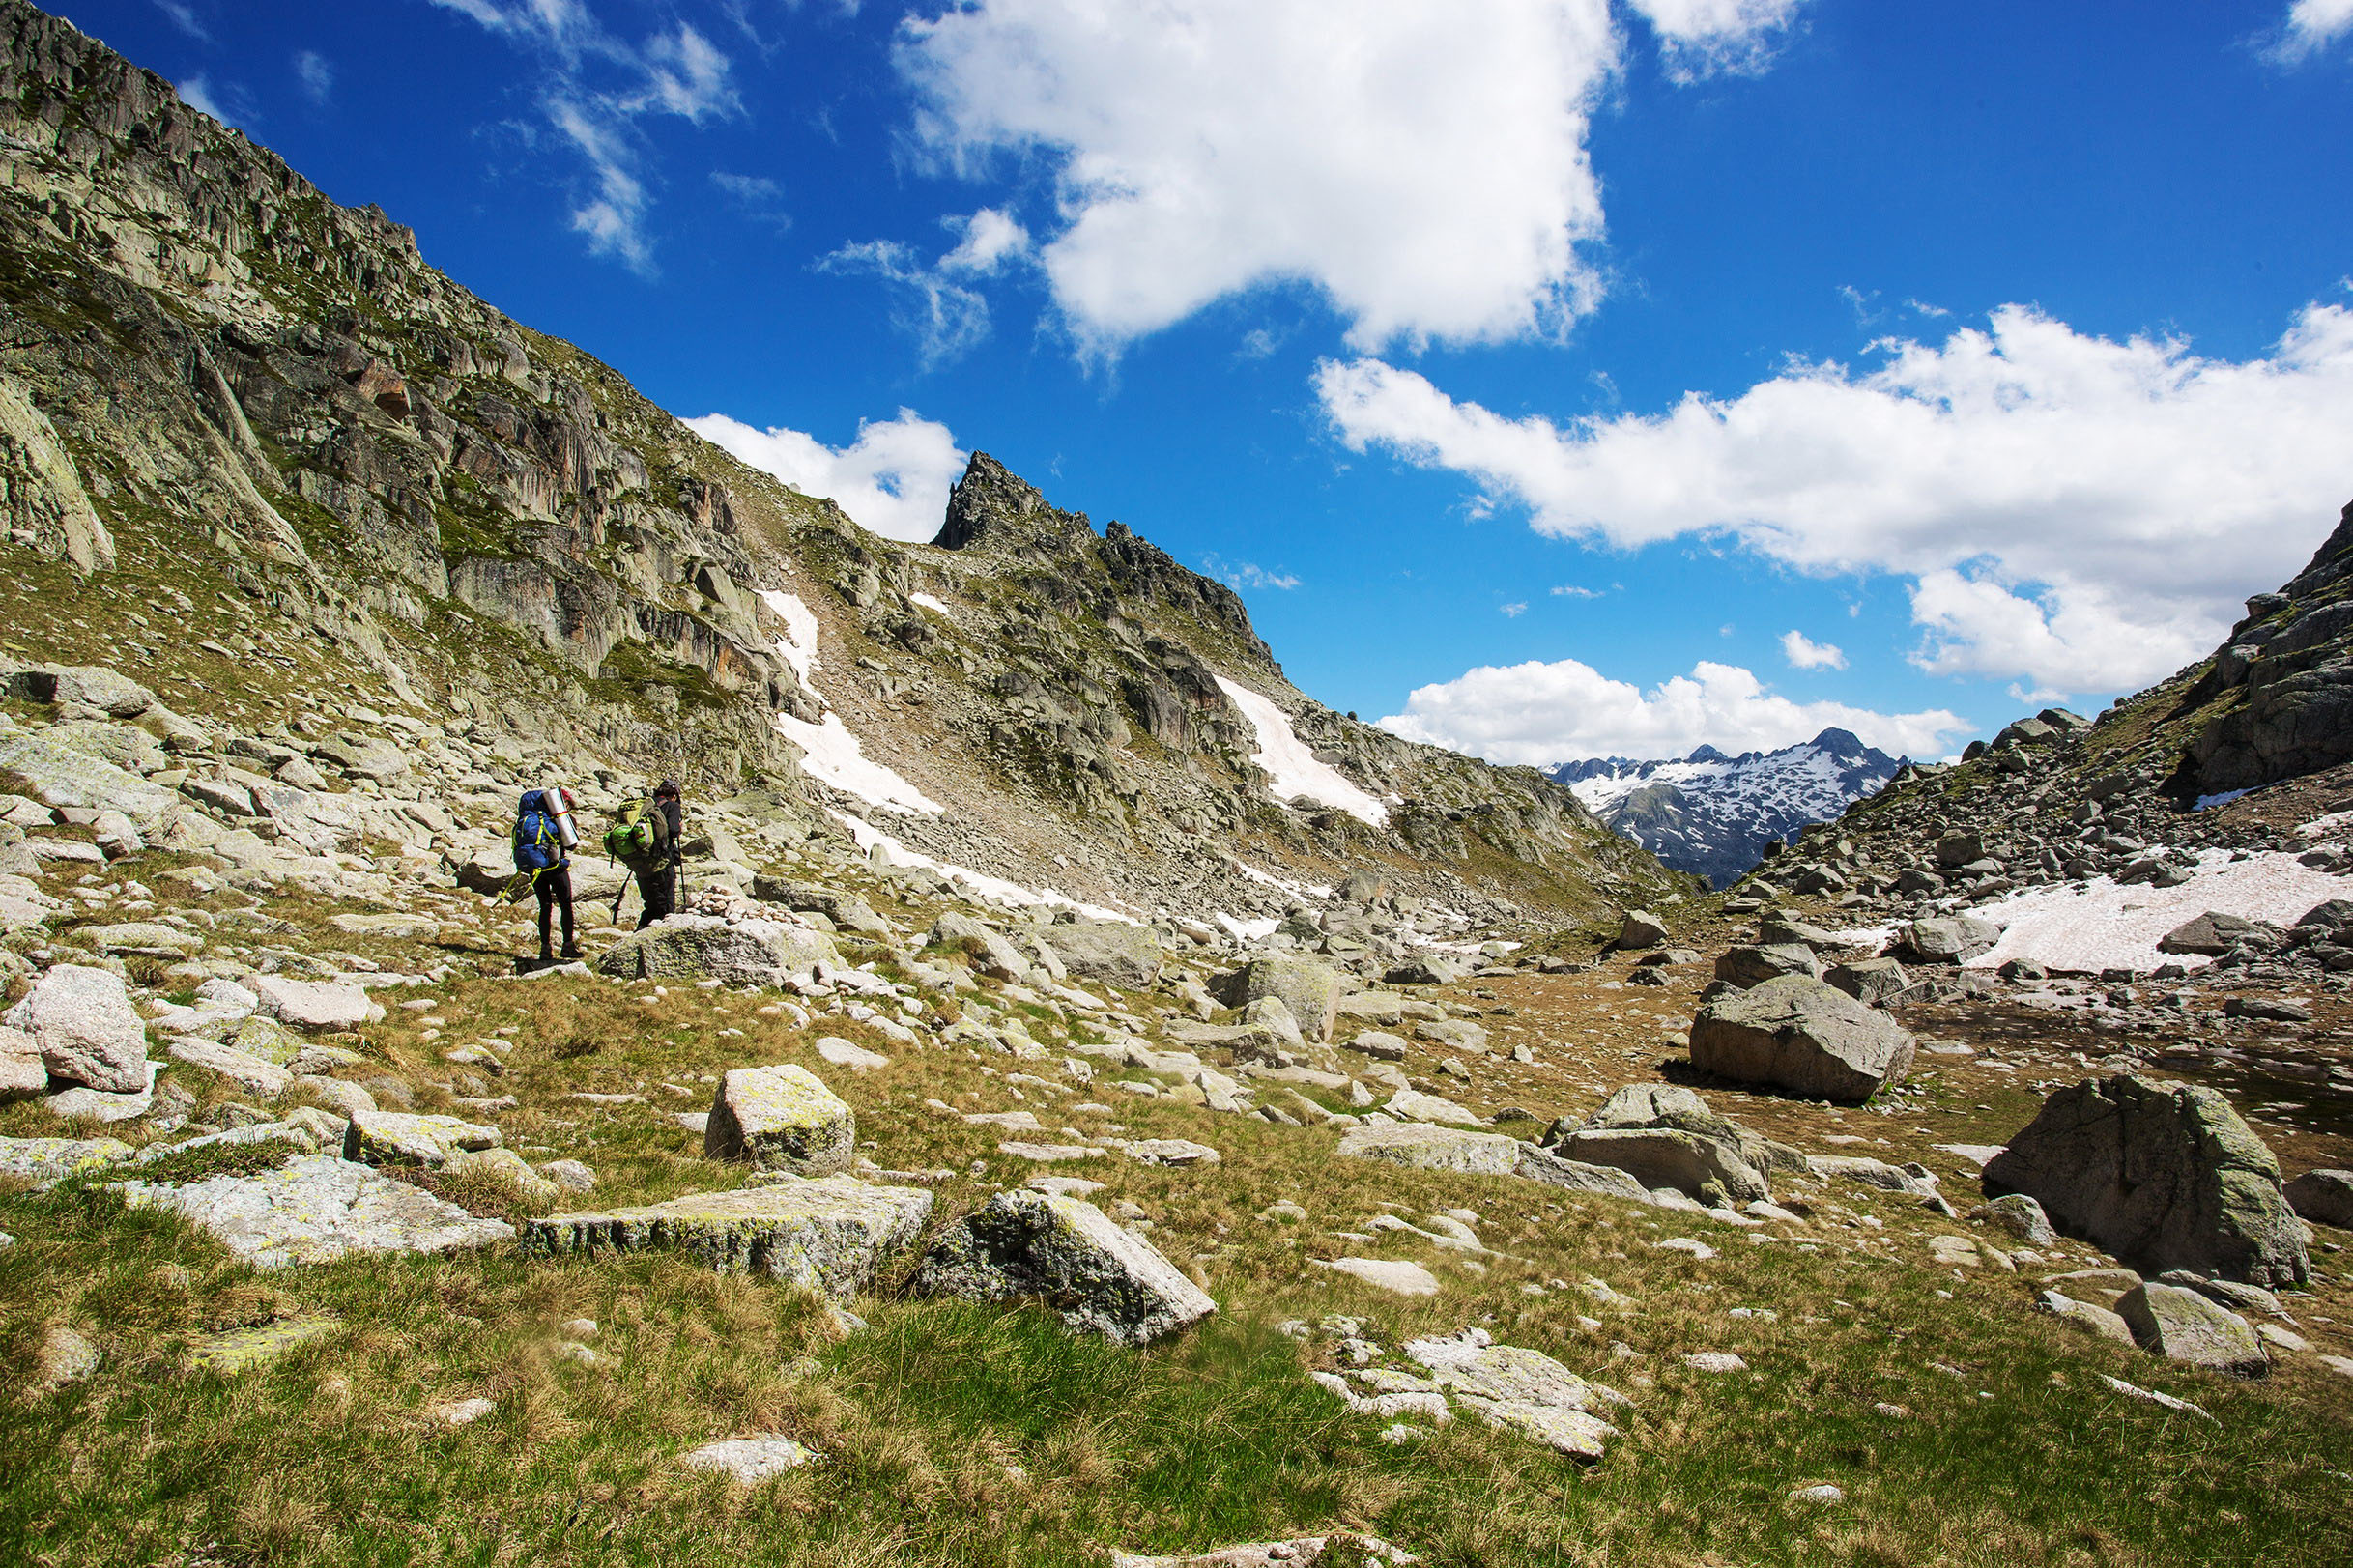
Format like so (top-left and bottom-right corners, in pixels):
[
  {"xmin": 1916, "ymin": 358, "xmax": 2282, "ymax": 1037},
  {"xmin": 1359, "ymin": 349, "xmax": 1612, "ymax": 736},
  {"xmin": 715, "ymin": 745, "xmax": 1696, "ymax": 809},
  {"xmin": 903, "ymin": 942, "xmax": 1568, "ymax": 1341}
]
[{"xmin": 513, "ymin": 785, "xmax": 582, "ymax": 964}]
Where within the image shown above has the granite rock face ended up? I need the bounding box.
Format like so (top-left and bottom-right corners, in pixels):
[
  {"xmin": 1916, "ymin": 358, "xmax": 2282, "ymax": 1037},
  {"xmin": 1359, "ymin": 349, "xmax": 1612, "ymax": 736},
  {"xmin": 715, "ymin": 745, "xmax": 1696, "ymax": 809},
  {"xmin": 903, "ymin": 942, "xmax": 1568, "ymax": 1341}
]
[
  {"xmin": 524, "ymin": 1177, "xmax": 933, "ymax": 1297},
  {"xmin": 909, "ymin": 1190, "xmax": 1216, "ymax": 1345},
  {"xmin": 1984, "ymin": 1075, "xmax": 2309, "ymax": 1288},
  {"xmin": 1688, "ymin": 974, "xmax": 1916, "ymax": 1104}
]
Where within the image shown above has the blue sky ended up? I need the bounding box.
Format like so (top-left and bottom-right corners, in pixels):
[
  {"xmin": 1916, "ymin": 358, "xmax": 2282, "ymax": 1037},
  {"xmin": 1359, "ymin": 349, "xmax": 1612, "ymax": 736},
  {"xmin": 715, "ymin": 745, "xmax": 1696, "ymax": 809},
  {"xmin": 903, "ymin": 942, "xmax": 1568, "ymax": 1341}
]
[{"xmin": 62, "ymin": 0, "xmax": 2353, "ymax": 763}]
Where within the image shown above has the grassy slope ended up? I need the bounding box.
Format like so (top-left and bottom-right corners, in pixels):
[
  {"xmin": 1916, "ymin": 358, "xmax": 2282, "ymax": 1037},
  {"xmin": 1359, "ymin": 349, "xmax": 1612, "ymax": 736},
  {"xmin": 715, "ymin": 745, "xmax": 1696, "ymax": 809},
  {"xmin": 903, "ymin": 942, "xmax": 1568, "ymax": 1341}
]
[{"xmin": 2, "ymin": 862, "xmax": 2349, "ymax": 1566}]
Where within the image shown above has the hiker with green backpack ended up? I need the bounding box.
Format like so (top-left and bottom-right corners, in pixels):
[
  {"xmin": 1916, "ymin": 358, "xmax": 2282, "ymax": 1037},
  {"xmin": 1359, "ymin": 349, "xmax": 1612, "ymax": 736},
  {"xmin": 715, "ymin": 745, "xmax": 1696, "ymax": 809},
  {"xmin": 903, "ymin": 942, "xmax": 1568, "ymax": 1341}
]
[{"xmin": 603, "ymin": 778, "xmax": 684, "ymax": 929}]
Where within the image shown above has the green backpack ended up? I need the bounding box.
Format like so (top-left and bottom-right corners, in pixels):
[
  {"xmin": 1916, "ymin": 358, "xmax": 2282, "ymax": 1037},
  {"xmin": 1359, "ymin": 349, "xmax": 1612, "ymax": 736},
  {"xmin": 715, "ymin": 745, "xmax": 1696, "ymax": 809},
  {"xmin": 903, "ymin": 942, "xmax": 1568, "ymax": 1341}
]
[{"xmin": 602, "ymin": 799, "xmax": 658, "ymax": 866}]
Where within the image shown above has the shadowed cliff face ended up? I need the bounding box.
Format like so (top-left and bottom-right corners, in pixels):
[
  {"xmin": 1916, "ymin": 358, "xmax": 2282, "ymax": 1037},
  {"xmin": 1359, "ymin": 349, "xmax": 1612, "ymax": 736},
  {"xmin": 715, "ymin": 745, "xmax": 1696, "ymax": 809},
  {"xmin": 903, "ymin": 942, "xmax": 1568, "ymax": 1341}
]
[{"xmin": 0, "ymin": 0, "xmax": 1690, "ymax": 925}]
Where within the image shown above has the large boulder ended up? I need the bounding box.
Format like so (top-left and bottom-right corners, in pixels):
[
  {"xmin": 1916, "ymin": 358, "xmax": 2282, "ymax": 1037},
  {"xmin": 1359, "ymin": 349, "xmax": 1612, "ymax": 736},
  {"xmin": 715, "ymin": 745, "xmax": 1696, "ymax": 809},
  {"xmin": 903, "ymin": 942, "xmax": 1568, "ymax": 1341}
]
[
  {"xmin": 1240, "ymin": 955, "xmax": 1341, "ymax": 1042},
  {"xmin": 2116, "ymin": 1282, "xmax": 2268, "ymax": 1376},
  {"xmin": 597, "ymin": 915, "xmax": 839, "ymax": 985},
  {"xmin": 703, "ymin": 1065, "xmax": 855, "ymax": 1175},
  {"xmin": 1614, "ymin": 909, "xmax": 1669, "ymax": 951},
  {"xmin": 1897, "ymin": 916, "xmax": 2000, "ymax": 965},
  {"xmin": 1032, "ymin": 919, "xmax": 1163, "ymax": 988},
  {"xmin": 4, "ymin": 963, "xmax": 147, "ymax": 1093},
  {"xmin": 2284, "ymin": 1168, "xmax": 2353, "ymax": 1229},
  {"xmin": 523, "ymin": 1177, "xmax": 933, "ymax": 1297},
  {"xmin": 909, "ymin": 1190, "xmax": 1216, "ymax": 1346},
  {"xmin": 1540, "ymin": 1085, "xmax": 1788, "ymax": 1204},
  {"xmin": 751, "ymin": 875, "xmax": 893, "ymax": 935},
  {"xmin": 1688, "ymin": 974, "xmax": 1916, "ymax": 1103},
  {"xmin": 1983, "ymin": 1075, "xmax": 2309, "ymax": 1288},
  {"xmin": 117, "ymin": 1155, "xmax": 513, "ymax": 1268}
]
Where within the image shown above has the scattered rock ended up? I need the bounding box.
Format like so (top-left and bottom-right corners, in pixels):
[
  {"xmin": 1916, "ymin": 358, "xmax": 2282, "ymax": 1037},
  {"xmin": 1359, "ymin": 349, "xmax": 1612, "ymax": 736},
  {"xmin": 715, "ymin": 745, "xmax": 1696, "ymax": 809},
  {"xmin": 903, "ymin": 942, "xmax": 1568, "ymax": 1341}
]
[
  {"xmin": 1316, "ymin": 1257, "xmax": 1442, "ymax": 1297},
  {"xmin": 250, "ymin": 974, "xmax": 382, "ymax": 1032},
  {"xmin": 814, "ymin": 1036, "xmax": 889, "ymax": 1072},
  {"xmin": 1240, "ymin": 955, "xmax": 1342, "ymax": 1042},
  {"xmin": 1682, "ymin": 1352, "xmax": 1748, "ymax": 1373},
  {"xmin": 190, "ymin": 1316, "xmax": 338, "ymax": 1374},
  {"xmin": 680, "ymin": 1435, "xmax": 817, "ymax": 1483},
  {"xmin": 0, "ymin": 1133, "xmax": 130, "ymax": 1185},
  {"xmin": 2116, "ymin": 1282, "xmax": 2268, "ymax": 1377},
  {"xmin": 1403, "ymin": 1328, "xmax": 1619, "ymax": 1459},
  {"xmin": 28, "ymin": 1325, "xmax": 99, "ymax": 1393},
  {"xmin": 703, "ymin": 1064, "xmax": 855, "ymax": 1175},
  {"xmin": 596, "ymin": 915, "xmax": 839, "ymax": 986},
  {"xmin": 1971, "ymin": 1193, "xmax": 2057, "ymax": 1246},
  {"xmin": 1033, "ymin": 920, "xmax": 1164, "ymax": 988},
  {"xmin": 342, "ymin": 1110, "xmax": 502, "ymax": 1168},
  {"xmin": 910, "ymin": 1190, "xmax": 1217, "ymax": 1345},
  {"xmin": 525, "ymin": 1177, "xmax": 934, "ymax": 1297},
  {"xmin": 1107, "ymin": 1535, "xmax": 1418, "ymax": 1568},
  {"xmin": 2284, "ymin": 1168, "xmax": 2353, "ymax": 1229}
]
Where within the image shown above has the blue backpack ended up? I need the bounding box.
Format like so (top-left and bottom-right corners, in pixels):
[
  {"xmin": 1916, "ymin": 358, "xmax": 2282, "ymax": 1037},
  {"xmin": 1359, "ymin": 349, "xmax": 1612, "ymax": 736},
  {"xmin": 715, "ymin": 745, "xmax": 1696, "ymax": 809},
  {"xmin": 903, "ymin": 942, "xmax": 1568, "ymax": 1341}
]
[{"xmin": 513, "ymin": 790, "xmax": 561, "ymax": 871}]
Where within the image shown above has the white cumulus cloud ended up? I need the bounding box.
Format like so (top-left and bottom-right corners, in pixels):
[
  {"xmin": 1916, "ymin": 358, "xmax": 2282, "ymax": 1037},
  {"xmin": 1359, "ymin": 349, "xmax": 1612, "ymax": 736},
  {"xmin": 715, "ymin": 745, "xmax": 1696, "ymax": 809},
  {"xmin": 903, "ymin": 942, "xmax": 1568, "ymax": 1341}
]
[
  {"xmin": 1380, "ymin": 657, "xmax": 1965, "ymax": 764},
  {"xmin": 1319, "ymin": 300, "xmax": 2353, "ymax": 696},
  {"xmin": 894, "ymin": 1, "xmax": 1800, "ymax": 354},
  {"xmin": 1780, "ymin": 629, "xmax": 1845, "ymax": 670},
  {"xmin": 1624, "ymin": 0, "xmax": 1806, "ymax": 78},
  {"xmin": 2275, "ymin": 0, "xmax": 2353, "ymax": 59},
  {"xmin": 688, "ymin": 409, "xmax": 966, "ymax": 544}
]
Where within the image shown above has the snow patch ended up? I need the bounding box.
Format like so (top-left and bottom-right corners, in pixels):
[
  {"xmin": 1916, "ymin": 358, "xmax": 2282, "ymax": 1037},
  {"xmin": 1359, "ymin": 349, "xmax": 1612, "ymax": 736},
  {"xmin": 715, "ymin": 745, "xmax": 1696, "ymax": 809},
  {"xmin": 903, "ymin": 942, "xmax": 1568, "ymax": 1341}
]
[
  {"xmin": 1217, "ymin": 913, "xmax": 1280, "ymax": 941},
  {"xmin": 776, "ymin": 713, "xmax": 944, "ymax": 815},
  {"xmin": 1214, "ymin": 675, "xmax": 1388, "ymax": 826},
  {"xmin": 758, "ymin": 589, "xmax": 822, "ymax": 692},
  {"xmin": 758, "ymin": 587, "xmax": 942, "ymax": 815},
  {"xmin": 829, "ymin": 811, "xmax": 1134, "ymax": 923},
  {"xmin": 1229, "ymin": 857, "xmax": 1334, "ymax": 902},
  {"xmin": 1958, "ymin": 850, "xmax": 2347, "ymax": 975},
  {"xmin": 909, "ymin": 592, "xmax": 953, "ymax": 616}
]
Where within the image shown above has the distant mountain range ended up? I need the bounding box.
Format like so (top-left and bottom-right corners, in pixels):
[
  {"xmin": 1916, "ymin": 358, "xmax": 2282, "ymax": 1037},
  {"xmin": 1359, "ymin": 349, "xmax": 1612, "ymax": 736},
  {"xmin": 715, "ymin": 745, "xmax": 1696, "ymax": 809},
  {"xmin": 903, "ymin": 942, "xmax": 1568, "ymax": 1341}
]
[{"xmin": 1547, "ymin": 728, "xmax": 1906, "ymax": 888}]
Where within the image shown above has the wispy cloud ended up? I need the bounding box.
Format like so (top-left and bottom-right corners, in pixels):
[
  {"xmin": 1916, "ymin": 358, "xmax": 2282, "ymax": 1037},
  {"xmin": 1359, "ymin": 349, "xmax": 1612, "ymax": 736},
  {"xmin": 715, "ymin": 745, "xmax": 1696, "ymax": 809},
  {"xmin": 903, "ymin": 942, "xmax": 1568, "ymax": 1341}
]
[
  {"xmin": 177, "ymin": 73, "xmax": 256, "ymax": 128},
  {"xmin": 294, "ymin": 51, "xmax": 332, "ymax": 106},
  {"xmin": 1550, "ymin": 583, "xmax": 1603, "ymax": 600},
  {"xmin": 154, "ymin": 0, "xmax": 206, "ymax": 41},
  {"xmin": 710, "ymin": 171, "xmax": 791, "ymax": 228},
  {"xmin": 819, "ymin": 210, "xmax": 1031, "ymax": 365},
  {"xmin": 1500, "ymin": 601, "xmax": 1528, "ymax": 617},
  {"xmin": 425, "ymin": 1, "xmax": 744, "ymax": 273},
  {"xmin": 1200, "ymin": 554, "xmax": 1301, "ymax": 591},
  {"xmin": 2269, "ymin": 0, "xmax": 2353, "ymax": 61}
]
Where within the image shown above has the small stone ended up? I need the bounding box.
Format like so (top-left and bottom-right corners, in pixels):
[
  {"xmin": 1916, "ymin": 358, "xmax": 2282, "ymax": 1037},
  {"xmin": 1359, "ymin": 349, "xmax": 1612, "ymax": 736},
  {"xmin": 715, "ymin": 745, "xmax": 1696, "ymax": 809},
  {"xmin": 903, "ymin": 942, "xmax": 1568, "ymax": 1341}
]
[
  {"xmin": 29, "ymin": 1326, "xmax": 100, "ymax": 1392},
  {"xmin": 1682, "ymin": 1352, "xmax": 1748, "ymax": 1373},
  {"xmin": 1791, "ymin": 1484, "xmax": 1845, "ymax": 1504},
  {"xmin": 429, "ymin": 1397, "xmax": 496, "ymax": 1427},
  {"xmin": 814, "ymin": 1036, "xmax": 889, "ymax": 1072}
]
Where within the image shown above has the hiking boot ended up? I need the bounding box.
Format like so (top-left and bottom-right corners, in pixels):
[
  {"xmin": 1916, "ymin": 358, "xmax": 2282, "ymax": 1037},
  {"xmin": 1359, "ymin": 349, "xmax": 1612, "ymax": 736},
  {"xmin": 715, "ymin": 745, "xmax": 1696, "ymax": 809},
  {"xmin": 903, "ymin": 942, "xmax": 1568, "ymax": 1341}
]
[{"xmin": 558, "ymin": 945, "xmax": 582, "ymax": 961}]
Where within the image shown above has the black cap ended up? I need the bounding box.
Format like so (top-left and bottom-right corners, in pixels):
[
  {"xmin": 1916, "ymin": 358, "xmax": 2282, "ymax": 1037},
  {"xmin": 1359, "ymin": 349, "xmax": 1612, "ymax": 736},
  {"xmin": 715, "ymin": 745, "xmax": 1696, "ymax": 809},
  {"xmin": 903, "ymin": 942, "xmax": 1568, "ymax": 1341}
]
[{"xmin": 655, "ymin": 778, "xmax": 680, "ymax": 797}]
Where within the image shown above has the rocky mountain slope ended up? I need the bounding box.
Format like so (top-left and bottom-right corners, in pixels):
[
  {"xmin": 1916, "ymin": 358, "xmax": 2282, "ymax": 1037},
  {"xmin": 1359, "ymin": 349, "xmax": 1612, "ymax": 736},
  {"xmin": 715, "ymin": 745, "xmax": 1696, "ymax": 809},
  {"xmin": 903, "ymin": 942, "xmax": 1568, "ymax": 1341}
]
[
  {"xmin": 1549, "ymin": 727, "xmax": 1904, "ymax": 888},
  {"xmin": 0, "ymin": 0, "xmax": 1679, "ymax": 932}
]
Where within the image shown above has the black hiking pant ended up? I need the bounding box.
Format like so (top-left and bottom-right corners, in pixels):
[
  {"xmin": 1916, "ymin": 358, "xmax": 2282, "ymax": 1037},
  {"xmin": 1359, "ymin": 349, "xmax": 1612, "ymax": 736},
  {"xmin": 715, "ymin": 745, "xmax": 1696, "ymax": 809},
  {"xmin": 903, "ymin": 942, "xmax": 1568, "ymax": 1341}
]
[
  {"xmin": 535, "ymin": 864, "xmax": 577, "ymax": 958},
  {"xmin": 635, "ymin": 859, "xmax": 676, "ymax": 929}
]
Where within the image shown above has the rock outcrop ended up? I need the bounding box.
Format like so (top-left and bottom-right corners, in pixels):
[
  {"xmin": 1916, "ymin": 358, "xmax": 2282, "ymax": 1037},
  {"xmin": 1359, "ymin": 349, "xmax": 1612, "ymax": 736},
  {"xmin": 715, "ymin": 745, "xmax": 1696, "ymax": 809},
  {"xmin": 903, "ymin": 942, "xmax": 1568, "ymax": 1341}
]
[{"xmin": 524, "ymin": 1178, "xmax": 934, "ymax": 1296}]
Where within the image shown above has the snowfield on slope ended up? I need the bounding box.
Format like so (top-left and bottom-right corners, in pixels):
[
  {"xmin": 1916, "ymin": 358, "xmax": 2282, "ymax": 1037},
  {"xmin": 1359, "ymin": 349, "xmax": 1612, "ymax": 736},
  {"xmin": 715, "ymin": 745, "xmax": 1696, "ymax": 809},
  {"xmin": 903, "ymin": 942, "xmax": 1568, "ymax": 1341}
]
[
  {"xmin": 1951, "ymin": 849, "xmax": 2349, "ymax": 975},
  {"xmin": 759, "ymin": 588, "xmax": 943, "ymax": 815},
  {"xmin": 828, "ymin": 811, "xmax": 1133, "ymax": 922},
  {"xmin": 1214, "ymin": 675, "xmax": 1388, "ymax": 827}
]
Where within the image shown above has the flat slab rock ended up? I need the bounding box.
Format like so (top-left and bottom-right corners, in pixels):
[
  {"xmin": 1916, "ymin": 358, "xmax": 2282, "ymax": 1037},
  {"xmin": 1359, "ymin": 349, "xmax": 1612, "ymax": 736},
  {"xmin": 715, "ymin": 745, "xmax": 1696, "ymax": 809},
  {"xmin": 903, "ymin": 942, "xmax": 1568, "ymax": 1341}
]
[
  {"xmin": 911, "ymin": 1190, "xmax": 1216, "ymax": 1345},
  {"xmin": 1315, "ymin": 1257, "xmax": 1441, "ymax": 1297},
  {"xmin": 680, "ymin": 1434, "xmax": 818, "ymax": 1483},
  {"xmin": 117, "ymin": 1155, "xmax": 513, "ymax": 1268},
  {"xmin": 524, "ymin": 1178, "xmax": 934, "ymax": 1297},
  {"xmin": 1405, "ymin": 1329, "xmax": 1620, "ymax": 1459},
  {"xmin": 1109, "ymin": 1537, "xmax": 1419, "ymax": 1568},
  {"xmin": 0, "ymin": 1133, "xmax": 131, "ymax": 1186}
]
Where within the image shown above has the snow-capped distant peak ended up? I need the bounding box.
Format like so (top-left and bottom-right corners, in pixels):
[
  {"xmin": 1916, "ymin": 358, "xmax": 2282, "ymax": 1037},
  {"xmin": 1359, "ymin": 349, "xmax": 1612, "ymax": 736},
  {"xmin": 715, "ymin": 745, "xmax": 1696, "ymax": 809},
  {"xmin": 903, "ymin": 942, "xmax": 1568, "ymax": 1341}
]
[{"xmin": 1550, "ymin": 727, "xmax": 1905, "ymax": 887}]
